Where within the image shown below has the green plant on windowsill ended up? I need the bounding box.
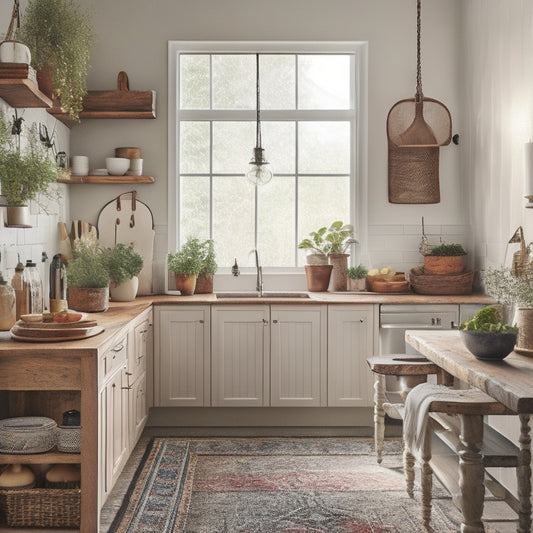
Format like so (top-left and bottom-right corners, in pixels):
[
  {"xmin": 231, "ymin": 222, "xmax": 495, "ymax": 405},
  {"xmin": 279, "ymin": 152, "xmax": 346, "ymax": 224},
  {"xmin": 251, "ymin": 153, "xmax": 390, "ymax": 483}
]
[
  {"xmin": 167, "ymin": 237, "xmax": 204, "ymax": 276},
  {"xmin": 427, "ymin": 243, "xmax": 466, "ymax": 256},
  {"xmin": 298, "ymin": 221, "xmax": 357, "ymax": 263},
  {"xmin": 345, "ymin": 264, "xmax": 368, "ymax": 279}
]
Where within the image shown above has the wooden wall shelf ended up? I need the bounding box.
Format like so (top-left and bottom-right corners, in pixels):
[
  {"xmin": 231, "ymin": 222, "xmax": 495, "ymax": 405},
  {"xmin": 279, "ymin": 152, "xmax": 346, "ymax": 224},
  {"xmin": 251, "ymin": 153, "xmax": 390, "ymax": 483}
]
[
  {"xmin": 0, "ymin": 63, "xmax": 52, "ymax": 108},
  {"xmin": 58, "ymin": 175, "xmax": 155, "ymax": 184}
]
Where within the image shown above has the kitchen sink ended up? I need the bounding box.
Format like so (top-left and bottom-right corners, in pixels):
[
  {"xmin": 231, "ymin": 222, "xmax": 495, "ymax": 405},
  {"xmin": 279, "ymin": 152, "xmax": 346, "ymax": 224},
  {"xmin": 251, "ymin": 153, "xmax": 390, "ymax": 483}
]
[{"xmin": 216, "ymin": 291, "xmax": 310, "ymax": 299}]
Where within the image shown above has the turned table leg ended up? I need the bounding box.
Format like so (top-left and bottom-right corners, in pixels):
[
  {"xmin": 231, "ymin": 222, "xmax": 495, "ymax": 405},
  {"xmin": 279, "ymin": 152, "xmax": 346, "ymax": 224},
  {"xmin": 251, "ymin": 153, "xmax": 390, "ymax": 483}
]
[
  {"xmin": 517, "ymin": 414, "xmax": 532, "ymax": 533},
  {"xmin": 374, "ymin": 374, "xmax": 386, "ymax": 464},
  {"xmin": 458, "ymin": 414, "xmax": 485, "ymax": 533},
  {"xmin": 421, "ymin": 425, "xmax": 433, "ymax": 531}
]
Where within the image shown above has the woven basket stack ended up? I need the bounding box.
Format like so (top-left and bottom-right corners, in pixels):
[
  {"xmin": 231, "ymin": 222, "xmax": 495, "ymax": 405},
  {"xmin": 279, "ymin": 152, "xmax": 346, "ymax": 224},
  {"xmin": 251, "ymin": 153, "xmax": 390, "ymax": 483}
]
[{"xmin": 409, "ymin": 265, "xmax": 474, "ymax": 295}]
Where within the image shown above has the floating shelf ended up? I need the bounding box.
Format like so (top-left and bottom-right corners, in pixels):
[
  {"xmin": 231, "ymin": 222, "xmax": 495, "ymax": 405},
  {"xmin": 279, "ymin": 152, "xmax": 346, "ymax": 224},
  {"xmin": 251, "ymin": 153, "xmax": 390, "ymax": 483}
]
[
  {"xmin": 57, "ymin": 175, "xmax": 154, "ymax": 184},
  {"xmin": 0, "ymin": 63, "xmax": 52, "ymax": 108}
]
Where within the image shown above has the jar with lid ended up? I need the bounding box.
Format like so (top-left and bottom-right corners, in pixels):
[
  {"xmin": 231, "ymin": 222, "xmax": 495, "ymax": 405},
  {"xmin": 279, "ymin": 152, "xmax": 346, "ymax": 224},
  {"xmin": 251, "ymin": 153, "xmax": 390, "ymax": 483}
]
[
  {"xmin": 0, "ymin": 272, "xmax": 16, "ymax": 330},
  {"xmin": 11, "ymin": 260, "xmax": 28, "ymax": 319},
  {"xmin": 24, "ymin": 260, "xmax": 43, "ymax": 314}
]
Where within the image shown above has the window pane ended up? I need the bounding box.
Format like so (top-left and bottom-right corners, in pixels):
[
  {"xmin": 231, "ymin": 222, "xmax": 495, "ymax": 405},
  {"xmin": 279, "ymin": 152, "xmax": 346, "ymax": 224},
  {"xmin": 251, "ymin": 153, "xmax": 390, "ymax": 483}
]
[
  {"xmin": 213, "ymin": 176, "xmax": 255, "ymax": 266},
  {"xmin": 299, "ymin": 122, "xmax": 351, "ymax": 174},
  {"xmin": 180, "ymin": 54, "xmax": 210, "ymax": 109},
  {"xmin": 298, "ymin": 176, "xmax": 351, "ymax": 266},
  {"xmin": 298, "ymin": 55, "xmax": 351, "ymax": 109},
  {"xmin": 258, "ymin": 177, "xmax": 295, "ymax": 266},
  {"xmin": 180, "ymin": 121, "xmax": 210, "ymax": 174},
  {"xmin": 213, "ymin": 121, "xmax": 255, "ymax": 174},
  {"xmin": 213, "ymin": 54, "xmax": 255, "ymax": 109},
  {"xmin": 261, "ymin": 55, "xmax": 295, "ymax": 110},
  {"xmin": 180, "ymin": 176, "xmax": 210, "ymax": 242},
  {"xmin": 261, "ymin": 122, "xmax": 295, "ymax": 175}
]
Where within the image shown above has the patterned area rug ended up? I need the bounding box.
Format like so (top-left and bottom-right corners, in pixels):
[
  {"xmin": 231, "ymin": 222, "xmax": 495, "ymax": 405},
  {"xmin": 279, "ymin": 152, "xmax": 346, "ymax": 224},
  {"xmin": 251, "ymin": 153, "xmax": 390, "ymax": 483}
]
[{"xmin": 108, "ymin": 437, "xmax": 461, "ymax": 533}]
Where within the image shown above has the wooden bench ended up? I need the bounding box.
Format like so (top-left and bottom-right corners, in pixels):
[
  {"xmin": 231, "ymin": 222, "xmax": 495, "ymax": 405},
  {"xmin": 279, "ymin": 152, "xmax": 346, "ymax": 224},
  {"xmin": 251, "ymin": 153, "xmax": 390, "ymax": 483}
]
[
  {"xmin": 404, "ymin": 383, "xmax": 531, "ymax": 533},
  {"xmin": 366, "ymin": 355, "xmax": 439, "ymax": 463}
]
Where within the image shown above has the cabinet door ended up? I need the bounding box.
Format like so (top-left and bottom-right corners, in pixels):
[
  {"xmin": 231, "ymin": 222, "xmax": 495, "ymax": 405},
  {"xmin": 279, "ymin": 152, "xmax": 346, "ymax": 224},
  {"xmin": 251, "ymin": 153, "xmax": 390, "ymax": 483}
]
[
  {"xmin": 106, "ymin": 367, "xmax": 129, "ymax": 490},
  {"xmin": 129, "ymin": 372, "xmax": 147, "ymax": 445},
  {"xmin": 155, "ymin": 306, "xmax": 210, "ymax": 406},
  {"xmin": 327, "ymin": 305, "xmax": 375, "ymax": 407},
  {"xmin": 211, "ymin": 305, "xmax": 270, "ymax": 406},
  {"xmin": 270, "ymin": 305, "xmax": 326, "ymax": 407},
  {"xmin": 130, "ymin": 310, "xmax": 152, "ymax": 382}
]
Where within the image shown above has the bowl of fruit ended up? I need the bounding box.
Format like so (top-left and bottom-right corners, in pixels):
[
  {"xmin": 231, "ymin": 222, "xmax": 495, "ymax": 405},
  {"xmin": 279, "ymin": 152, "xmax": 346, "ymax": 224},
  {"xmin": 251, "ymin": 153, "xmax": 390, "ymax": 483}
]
[{"xmin": 366, "ymin": 266, "xmax": 409, "ymax": 293}]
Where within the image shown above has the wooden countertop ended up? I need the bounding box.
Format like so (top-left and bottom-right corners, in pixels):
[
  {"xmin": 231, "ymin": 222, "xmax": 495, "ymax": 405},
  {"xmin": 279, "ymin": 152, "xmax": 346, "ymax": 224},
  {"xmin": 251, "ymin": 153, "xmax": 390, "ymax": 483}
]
[
  {"xmin": 406, "ymin": 330, "xmax": 533, "ymax": 413},
  {"xmin": 0, "ymin": 293, "xmax": 492, "ymax": 354}
]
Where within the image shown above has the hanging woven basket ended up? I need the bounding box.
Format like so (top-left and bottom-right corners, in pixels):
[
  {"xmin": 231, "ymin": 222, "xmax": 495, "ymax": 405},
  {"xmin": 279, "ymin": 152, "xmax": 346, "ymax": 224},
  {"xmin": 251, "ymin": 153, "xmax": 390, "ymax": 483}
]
[{"xmin": 387, "ymin": 0, "xmax": 452, "ymax": 204}]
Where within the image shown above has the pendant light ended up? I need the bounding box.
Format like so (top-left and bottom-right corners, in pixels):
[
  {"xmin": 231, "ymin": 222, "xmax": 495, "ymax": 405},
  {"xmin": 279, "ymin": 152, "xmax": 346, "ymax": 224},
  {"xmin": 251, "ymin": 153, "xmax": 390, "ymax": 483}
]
[{"xmin": 246, "ymin": 53, "xmax": 273, "ymax": 185}]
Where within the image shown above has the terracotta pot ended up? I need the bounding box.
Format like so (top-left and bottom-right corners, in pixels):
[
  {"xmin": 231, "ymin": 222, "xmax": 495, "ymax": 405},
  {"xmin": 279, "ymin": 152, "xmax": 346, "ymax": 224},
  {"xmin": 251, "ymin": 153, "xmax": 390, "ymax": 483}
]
[
  {"xmin": 304, "ymin": 264, "xmax": 333, "ymax": 292},
  {"xmin": 110, "ymin": 276, "xmax": 138, "ymax": 302},
  {"xmin": 514, "ymin": 307, "xmax": 533, "ymax": 356},
  {"xmin": 175, "ymin": 274, "xmax": 197, "ymax": 296},
  {"xmin": 195, "ymin": 274, "xmax": 213, "ymax": 294},
  {"xmin": 329, "ymin": 253, "xmax": 349, "ymax": 291},
  {"xmin": 36, "ymin": 66, "xmax": 56, "ymax": 100},
  {"xmin": 424, "ymin": 255, "xmax": 464, "ymax": 275},
  {"xmin": 67, "ymin": 287, "xmax": 109, "ymax": 313},
  {"xmin": 6, "ymin": 206, "xmax": 31, "ymax": 228}
]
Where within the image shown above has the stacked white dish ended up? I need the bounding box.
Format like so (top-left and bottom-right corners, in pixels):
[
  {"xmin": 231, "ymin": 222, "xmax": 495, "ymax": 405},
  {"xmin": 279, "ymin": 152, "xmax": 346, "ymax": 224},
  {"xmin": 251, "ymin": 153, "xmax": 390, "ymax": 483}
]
[{"xmin": 70, "ymin": 155, "xmax": 89, "ymax": 176}]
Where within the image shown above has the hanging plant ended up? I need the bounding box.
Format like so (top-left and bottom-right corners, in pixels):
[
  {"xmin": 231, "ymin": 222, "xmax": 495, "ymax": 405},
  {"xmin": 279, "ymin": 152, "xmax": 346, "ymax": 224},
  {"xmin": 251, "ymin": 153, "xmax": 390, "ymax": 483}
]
[{"xmin": 19, "ymin": 0, "xmax": 94, "ymax": 121}]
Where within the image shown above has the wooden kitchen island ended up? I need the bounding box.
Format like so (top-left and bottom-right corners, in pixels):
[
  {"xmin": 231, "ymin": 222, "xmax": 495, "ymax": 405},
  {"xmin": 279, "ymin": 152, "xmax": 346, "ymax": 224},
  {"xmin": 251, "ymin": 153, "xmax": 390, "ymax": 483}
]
[{"xmin": 406, "ymin": 329, "xmax": 533, "ymax": 533}]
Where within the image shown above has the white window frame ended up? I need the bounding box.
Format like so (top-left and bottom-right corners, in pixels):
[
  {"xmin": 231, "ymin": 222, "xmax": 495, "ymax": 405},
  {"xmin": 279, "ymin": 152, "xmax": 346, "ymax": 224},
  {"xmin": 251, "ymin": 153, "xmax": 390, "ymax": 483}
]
[{"xmin": 167, "ymin": 41, "xmax": 368, "ymax": 292}]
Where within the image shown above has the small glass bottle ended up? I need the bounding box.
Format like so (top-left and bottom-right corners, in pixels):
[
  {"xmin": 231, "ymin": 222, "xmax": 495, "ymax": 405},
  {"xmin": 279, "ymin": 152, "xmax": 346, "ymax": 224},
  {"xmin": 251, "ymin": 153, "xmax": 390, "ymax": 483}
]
[
  {"xmin": 24, "ymin": 260, "xmax": 43, "ymax": 314},
  {"xmin": 11, "ymin": 260, "xmax": 28, "ymax": 320},
  {"xmin": 0, "ymin": 273, "xmax": 16, "ymax": 330}
]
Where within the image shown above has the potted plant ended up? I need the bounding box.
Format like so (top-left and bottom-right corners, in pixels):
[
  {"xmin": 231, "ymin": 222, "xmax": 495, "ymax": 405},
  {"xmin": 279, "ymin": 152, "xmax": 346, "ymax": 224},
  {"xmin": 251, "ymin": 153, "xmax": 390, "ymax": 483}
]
[
  {"xmin": 0, "ymin": 0, "xmax": 32, "ymax": 64},
  {"xmin": 346, "ymin": 264, "xmax": 368, "ymax": 291},
  {"xmin": 325, "ymin": 221, "xmax": 357, "ymax": 291},
  {"xmin": 19, "ymin": 0, "xmax": 94, "ymax": 121},
  {"xmin": 167, "ymin": 237, "xmax": 203, "ymax": 296},
  {"xmin": 66, "ymin": 240, "xmax": 109, "ymax": 312},
  {"xmin": 101, "ymin": 244, "xmax": 144, "ymax": 302},
  {"xmin": 0, "ymin": 112, "xmax": 58, "ymax": 227},
  {"xmin": 195, "ymin": 239, "xmax": 217, "ymax": 294},
  {"xmin": 423, "ymin": 243, "xmax": 466, "ymax": 275}
]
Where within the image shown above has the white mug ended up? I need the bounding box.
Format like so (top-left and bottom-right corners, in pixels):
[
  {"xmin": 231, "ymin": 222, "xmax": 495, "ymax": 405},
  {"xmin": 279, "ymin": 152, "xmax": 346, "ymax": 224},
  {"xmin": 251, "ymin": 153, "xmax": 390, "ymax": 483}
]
[
  {"xmin": 127, "ymin": 158, "xmax": 143, "ymax": 176},
  {"xmin": 70, "ymin": 155, "xmax": 89, "ymax": 176}
]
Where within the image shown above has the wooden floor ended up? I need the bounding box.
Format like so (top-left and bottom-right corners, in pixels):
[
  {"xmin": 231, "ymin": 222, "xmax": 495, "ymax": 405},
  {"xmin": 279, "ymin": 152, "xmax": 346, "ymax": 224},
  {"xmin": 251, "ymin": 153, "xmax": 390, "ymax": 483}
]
[{"xmin": 99, "ymin": 426, "xmax": 519, "ymax": 533}]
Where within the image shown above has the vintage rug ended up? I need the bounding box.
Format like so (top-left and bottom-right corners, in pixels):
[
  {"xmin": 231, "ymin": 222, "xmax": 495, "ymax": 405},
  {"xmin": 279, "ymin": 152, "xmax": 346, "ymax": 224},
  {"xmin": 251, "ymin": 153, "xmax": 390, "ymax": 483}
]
[{"xmin": 108, "ymin": 437, "xmax": 463, "ymax": 533}]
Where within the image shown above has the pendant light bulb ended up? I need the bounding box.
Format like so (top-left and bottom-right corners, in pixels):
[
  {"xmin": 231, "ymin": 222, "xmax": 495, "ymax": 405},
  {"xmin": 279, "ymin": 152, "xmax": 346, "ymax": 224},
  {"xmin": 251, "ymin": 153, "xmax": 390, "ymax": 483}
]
[{"xmin": 247, "ymin": 147, "xmax": 273, "ymax": 185}]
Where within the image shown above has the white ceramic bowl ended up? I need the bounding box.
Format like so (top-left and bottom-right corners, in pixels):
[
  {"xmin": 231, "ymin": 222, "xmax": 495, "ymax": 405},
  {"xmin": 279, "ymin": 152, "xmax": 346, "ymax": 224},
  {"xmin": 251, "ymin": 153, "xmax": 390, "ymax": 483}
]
[{"xmin": 105, "ymin": 157, "xmax": 130, "ymax": 176}]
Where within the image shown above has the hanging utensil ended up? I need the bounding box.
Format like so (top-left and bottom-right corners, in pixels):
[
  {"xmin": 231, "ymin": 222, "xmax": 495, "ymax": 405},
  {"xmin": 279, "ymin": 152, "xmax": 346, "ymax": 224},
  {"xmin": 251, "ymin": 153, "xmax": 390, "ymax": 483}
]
[{"xmin": 387, "ymin": 0, "xmax": 452, "ymax": 204}]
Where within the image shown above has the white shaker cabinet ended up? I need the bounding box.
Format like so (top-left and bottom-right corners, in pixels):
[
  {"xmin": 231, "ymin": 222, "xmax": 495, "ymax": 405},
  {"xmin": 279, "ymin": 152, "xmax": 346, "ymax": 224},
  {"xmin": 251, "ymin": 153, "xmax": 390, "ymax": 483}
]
[
  {"xmin": 211, "ymin": 305, "xmax": 270, "ymax": 406},
  {"xmin": 270, "ymin": 305, "xmax": 326, "ymax": 407},
  {"xmin": 155, "ymin": 305, "xmax": 211, "ymax": 406},
  {"xmin": 327, "ymin": 305, "xmax": 375, "ymax": 407}
]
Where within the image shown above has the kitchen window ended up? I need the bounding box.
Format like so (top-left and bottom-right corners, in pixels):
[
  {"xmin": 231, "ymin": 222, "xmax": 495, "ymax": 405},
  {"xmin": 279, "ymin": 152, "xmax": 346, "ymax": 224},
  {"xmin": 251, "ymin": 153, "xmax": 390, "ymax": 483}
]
[{"xmin": 168, "ymin": 42, "xmax": 368, "ymax": 271}]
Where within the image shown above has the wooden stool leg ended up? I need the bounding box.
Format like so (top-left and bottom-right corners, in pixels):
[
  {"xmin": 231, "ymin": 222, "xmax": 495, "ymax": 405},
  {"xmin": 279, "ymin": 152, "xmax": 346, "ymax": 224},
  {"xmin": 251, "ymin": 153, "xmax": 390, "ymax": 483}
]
[
  {"xmin": 373, "ymin": 373, "xmax": 386, "ymax": 464},
  {"xmin": 421, "ymin": 426, "xmax": 433, "ymax": 531},
  {"xmin": 404, "ymin": 446, "xmax": 415, "ymax": 498},
  {"xmin": 517, "ymin": 414, "xmax": 532, "ymax": 533},
  {"xmin": 458, "ymin": 414, "xmax": 485, "ymax": 533}
]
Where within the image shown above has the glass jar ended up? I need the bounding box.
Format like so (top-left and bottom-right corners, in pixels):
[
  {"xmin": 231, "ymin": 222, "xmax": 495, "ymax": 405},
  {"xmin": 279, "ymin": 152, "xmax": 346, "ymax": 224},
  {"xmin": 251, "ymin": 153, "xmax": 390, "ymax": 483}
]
[
  {"xmin": 0, "ymin": 273, "xmax": 16, "ymax": 330},
  {"xmin": 24, "ymin": 260, "xmax": 43, "ymax": 314},
  {"xmin": 11, "ymin": 260, "xmax": 28, "ymax": 319}
]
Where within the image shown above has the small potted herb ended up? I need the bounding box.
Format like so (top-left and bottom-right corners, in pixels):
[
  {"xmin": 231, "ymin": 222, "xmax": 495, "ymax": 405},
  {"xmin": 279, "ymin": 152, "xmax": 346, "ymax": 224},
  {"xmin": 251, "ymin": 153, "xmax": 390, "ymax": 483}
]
[
  {"xmin": 423, "ymin": 243, "xmax": 466, "ymax": 275},
  {"xmin": 346, "ymin": 264, "xmax": 368, "ymax": 291},
  {"xmin": 66, "ymin": 241, "xmax": 109, "ymax": 312},
  {"xmin": 101, "ymin": 244, "xmax": 144, "ymax": 302},
  {"xmin": 167, "ymin": 237, "xmax": 203, "ymax": 295},
  {"xmin": 195, "ymin": 239, "xmax": 217, "ymax": 294}
]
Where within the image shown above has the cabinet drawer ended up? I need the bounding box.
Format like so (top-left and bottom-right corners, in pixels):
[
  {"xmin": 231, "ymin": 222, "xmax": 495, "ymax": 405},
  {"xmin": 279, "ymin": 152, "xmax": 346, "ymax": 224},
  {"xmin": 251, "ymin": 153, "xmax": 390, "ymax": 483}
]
[{"xmin": 100, "ymin": 336, "xmax": 128, "ymax": 382}]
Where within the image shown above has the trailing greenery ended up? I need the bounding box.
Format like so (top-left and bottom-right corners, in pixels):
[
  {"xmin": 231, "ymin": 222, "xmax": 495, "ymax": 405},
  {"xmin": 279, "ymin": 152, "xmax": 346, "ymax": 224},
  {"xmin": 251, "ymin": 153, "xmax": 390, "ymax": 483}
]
[
  {"xmin": 345, "ymin": 264, "xmax": 368, "ymax": 279},
  {"xmin": 428, "ymin": 243, "xmax": 466, "ymax": 256},
  {"xmin": 101, "ymin": 244, "xmax": 143, "ymax": 285},
  {"xmin": 298, "ymin": 221, "xmax": 356, "ymax": 255},
  {"xmin": 0, "ymin": 113, "xmax": 58, "ymax": 207},
  {"xmin": 199, "ymin": 239, "xmax": 217, "ymax": 276},
  {"xmin": 167, "ymin": 237, "xmax": 204, "ymax": 276},
  {"xmin": 19, "ymin": 0, "xmax": 94, "ymax": 121},
  {"xmin": 459, "ymin": 305, "xmax": 518, "ymax": 334},
  {"xmin": 482, "ymin": 266, "xmax": 533, "ymax": 308},
  {"xmin": 66, "ymin": 240, "xmax": 109, "ymax": 288}
]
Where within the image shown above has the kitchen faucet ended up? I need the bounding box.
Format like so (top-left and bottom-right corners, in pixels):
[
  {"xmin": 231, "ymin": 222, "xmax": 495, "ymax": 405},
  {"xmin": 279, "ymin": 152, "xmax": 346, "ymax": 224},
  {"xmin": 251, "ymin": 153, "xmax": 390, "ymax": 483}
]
[{"xmin": 251, "ymin": 249, "xmax": 263, "ymax": 296}]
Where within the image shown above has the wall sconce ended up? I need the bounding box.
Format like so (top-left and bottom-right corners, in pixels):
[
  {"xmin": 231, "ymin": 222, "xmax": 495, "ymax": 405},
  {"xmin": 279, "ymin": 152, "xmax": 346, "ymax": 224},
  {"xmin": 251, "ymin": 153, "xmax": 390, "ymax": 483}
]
[{"xmin": 525, "ymin": 142, "xmax": 533, "ymax": 207}]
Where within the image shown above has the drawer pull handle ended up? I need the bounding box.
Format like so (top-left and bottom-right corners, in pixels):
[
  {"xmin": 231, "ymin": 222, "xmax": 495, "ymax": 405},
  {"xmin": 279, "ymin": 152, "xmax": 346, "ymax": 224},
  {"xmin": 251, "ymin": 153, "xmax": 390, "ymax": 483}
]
[
  {"xmin": 121, "ymin": 385, "xmax": 132, "ymax": 390},
  {"xmin": 112, "ymin": 344, "xmax": 124, "ymax": 352}
]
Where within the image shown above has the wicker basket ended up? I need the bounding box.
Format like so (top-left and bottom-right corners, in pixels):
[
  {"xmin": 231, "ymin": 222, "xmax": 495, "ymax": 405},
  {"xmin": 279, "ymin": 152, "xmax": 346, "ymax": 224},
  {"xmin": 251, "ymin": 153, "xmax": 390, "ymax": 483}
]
[
  {"xmin": 409, "ymin": 266, "xmax": 474, "ymax": 295},
  {"xmin": 0, "ymin": 487, "xmax": 81, "ymax": 528},
  {"xmin": 57, "ymin": 425, "xmax": 81, "ymax": 453},
  {"xmin": 0, "ymin": 417, "xmax": 57, "ymax": 454}
]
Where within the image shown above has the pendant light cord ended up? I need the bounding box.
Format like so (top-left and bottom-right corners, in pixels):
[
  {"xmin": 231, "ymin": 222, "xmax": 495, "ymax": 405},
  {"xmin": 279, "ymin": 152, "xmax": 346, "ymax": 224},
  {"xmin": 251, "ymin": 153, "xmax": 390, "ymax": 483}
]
[
  {"xmin": 415, "ymin": 0, "xmax": 423, "ymax": 102},
  {"xmin": 255, "ymin": 53, "xmax": 262, "ymax": 149}
]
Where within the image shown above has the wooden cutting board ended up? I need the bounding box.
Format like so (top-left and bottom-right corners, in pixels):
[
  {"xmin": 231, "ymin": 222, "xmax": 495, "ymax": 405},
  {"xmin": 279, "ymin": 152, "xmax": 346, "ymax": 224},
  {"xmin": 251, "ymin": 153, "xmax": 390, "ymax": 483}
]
[
  {"xmin": 97, "ymin": 192, "xmax": 154, "ymax": 295},
  {"xmin": 11, "ymin": 325, "xmax": 104, "ymax": 342},
  {"xmin": 16, "ymin": 318, "xmax": 97, "ymax": 329}
]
